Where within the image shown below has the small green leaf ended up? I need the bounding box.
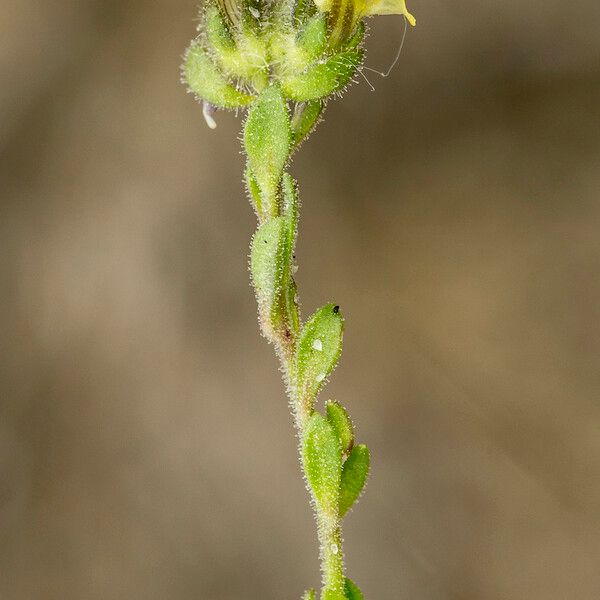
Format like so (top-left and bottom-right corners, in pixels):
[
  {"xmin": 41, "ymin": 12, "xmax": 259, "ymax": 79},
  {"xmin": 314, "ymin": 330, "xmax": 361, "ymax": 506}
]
[
  {"xmin": 326, "ymin": 401, "xmax": 354, "ymax": 455},
  {"xmin": 321, "ymin": 590, "xmax": 347, "ymax": 600},
  {"xmin": 183, "ymin": 43, "xmax": 253, "ymax": 108},
  {"xmin": 339, "ymin": 444, "xmax": 370, "ymax": 517},
  {"xmin": 244, "ymin": 84, "xmax": 291, "ymax": 208},
  {"xmin": 295, "ymin": 304, "xmax": 344, "ymax": 403},
  {"xmin": 297, "ymin": 14, "xmax": 328, "ymax": 60},
  {"xmin": 282, "ymin": 49, "xmax": 363, "ymax": 102},
  {"xmin": 344, "ymin": 578, "xmax": 365, "ymax": 600},
  {"xmin": 250, "ymin": 216, "xmax": 295, "ymax": 339},
  {"xmin": 302, "ymin": 413, "xmax": 342, "ymax": 516},
  {"xmin": 302, "ymin": 589, "xmax": 316, "ymax": 600},
  {"xmin": 291, "ymin": 100, "xmax": 324, "ymax": 146}
]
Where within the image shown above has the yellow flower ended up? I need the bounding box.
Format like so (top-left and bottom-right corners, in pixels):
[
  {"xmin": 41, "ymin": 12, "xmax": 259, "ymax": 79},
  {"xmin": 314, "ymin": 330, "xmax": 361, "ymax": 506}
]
[
  {"xmin": 314, "ymin": 0, "xmax": 416, "ymax": 46},
  {"xmin": 360, "ymin": 0, "xmax": 416, "ymax": 25}
]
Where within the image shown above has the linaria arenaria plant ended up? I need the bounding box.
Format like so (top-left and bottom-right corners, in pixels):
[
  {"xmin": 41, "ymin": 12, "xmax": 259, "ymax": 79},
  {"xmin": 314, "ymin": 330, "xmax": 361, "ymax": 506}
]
[{"xmin": 182, "ymin": 1, "xmax": 416, "ymax": 598}]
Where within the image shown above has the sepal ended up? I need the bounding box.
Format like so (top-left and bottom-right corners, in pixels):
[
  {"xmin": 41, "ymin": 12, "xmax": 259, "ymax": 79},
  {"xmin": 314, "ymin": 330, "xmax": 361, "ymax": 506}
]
[
  {"xmin": 344, "ymin": 22, "xmax": 366, "ymax": 50},
  {"xmin": 291, "ymin": 100, "xmax": 324, "ymax": 146},
  {"xmin": 205, "ymin": 3, "xmax": 235, "ymax": 53},
  {"xmin": 297, "ymin": 14, "xmax": 328, "ymax": 60},
  {"xmin": 282, "ymin": 49, "xmax": 363, "ymax": 101},
  {"xmin": 183, "ymin": 43, "xmax": 253, "ymax": 108}
]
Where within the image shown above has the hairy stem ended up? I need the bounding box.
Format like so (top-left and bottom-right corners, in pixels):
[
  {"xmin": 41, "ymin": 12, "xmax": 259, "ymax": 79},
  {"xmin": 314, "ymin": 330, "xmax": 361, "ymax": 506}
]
[{"xmin": 263, "ymin": 278, "xmax": 346, "ymax": 592}]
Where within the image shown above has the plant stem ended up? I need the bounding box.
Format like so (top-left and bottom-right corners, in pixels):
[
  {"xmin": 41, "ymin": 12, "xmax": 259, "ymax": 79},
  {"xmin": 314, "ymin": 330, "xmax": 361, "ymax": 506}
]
[
  {"xmin": 267, "ymin": 310, "xmax": 346, "ymax": 595},
  {"xmin": 318, "ymin": 516, "xmax": 345, "ymax": 592}
]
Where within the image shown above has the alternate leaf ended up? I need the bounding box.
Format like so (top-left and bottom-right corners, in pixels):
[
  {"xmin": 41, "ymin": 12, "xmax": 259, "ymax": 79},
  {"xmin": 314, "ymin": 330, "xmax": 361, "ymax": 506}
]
[
  {"xmin": 344, "ymin": 578, "xmax": 365, "ymax": 600},
  {"xmin": 244, "ymin": 85, "xmax": 291, "ymax": 208},
  {"xmin": 302, "ymin": 413, "xmax": 342, "ymax": 516},
  {"xmin": 295, "ymin": 304, "xmax": 344, "ymax": 403},
  {"xmin": 302, "ymin": 589, "xmax": 316, "ymax": 600},
  {"xmin": 326, "ymin": 401, "xmax": 354, "ymax": 455},
  {"xmin": 250, "ymin": 217, "xmax": 295, "ymax": 340},
  {"xmin": 183, "ymin": 43, "xmax": 253, "ymax": 108},
  {"xmin": 291, "ymin": 100, "xmax": 324, "ymax": 146},
  {"xmin": 282, "ymin": 49, "xmax": 363, "ymax": 102},
  {"xmin": 339, "ymin": 444, "xmax": 370, "ymax": 517}
]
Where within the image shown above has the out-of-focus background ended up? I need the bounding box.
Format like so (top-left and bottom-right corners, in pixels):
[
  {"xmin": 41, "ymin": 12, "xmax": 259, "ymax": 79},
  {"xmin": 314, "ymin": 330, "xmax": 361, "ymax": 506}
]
[{"xmin": 2, "ymin": 1, "xmax": 599, "ymax": 599}]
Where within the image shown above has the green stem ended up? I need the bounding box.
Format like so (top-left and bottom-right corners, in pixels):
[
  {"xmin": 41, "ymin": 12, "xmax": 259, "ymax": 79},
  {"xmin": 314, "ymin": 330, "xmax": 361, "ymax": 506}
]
[
  {"xmin": 317, "ymin": 515, "xmax": 345, "ymax": 593},
  {"xmin": 276, "ymin": 335, "xmax": 346, "ymax": 596}
]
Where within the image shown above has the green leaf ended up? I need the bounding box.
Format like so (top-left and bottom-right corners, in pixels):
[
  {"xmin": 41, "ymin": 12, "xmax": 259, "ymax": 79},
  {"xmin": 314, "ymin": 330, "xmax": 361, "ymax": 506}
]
[
  {"xmin": 344, "ymin": 578, "xmax": 365, "ymax": 600},
  {"xmin": 250, "ymin": 216, "xmax": 296, "ymax": 340},
  {"xmin": 291, "ymin": 100, "xmax": 324, "ymax": 146},
  {"xmin": 326, "ymin": 401, "xmax": 354, "ymax": 455},
  {"xmin": 244, "ymin": 85, "xmax": 291, "ymax": 208},
  {"xmin": 302, "ymin": 589, "xmax": 316, "ymax": 600},
  {"xmin": 295, "ymin": 304, "xmax": 344, "ymax": 403},
  {"xmin": 297, "ymin": 14, "xmax": 328, "ymax": 60},
  {"xmin": 339, "ymin": 444, "xmax": 370, "ymax": 517},
  {"xmin": 321, "ymin": 590, "xmax": 347, "ymax": 600},
  {"xmin": 302, "ymin": 413, "xmax": 342, "ymax": 516},
  {"xmin": 183, "ymin": 43, "xmax": 253, "ymax": 108},
  {"xmin": 281, "ymin": 49, "xmax": 363, "ymax": 102}
]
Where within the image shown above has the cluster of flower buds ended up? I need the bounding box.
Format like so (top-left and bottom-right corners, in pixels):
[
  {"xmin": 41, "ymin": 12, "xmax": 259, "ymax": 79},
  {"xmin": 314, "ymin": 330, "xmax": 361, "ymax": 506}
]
[{"xmin": 183, "ymin": 0, "xmax": 415, "ymax": 128}]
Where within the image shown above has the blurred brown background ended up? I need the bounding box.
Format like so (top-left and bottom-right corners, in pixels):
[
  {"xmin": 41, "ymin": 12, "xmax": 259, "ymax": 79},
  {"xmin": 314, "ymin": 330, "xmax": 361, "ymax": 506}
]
[{"xmin": 1, "ymin": 1, "xmax": 599, "ymax": 599}]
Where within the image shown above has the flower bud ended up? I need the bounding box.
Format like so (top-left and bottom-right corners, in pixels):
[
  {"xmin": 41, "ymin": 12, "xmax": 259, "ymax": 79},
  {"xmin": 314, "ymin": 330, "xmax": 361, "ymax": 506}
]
[{"xmin": 315, "ymin": 0, "xmax": 415, "ymax": 47}]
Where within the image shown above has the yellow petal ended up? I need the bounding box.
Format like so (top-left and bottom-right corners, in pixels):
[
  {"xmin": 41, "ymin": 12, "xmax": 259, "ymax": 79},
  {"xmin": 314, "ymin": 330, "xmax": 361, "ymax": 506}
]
[{"xmin": 363, "ymin": 0, "xmax": 416, "ymax": 25}]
